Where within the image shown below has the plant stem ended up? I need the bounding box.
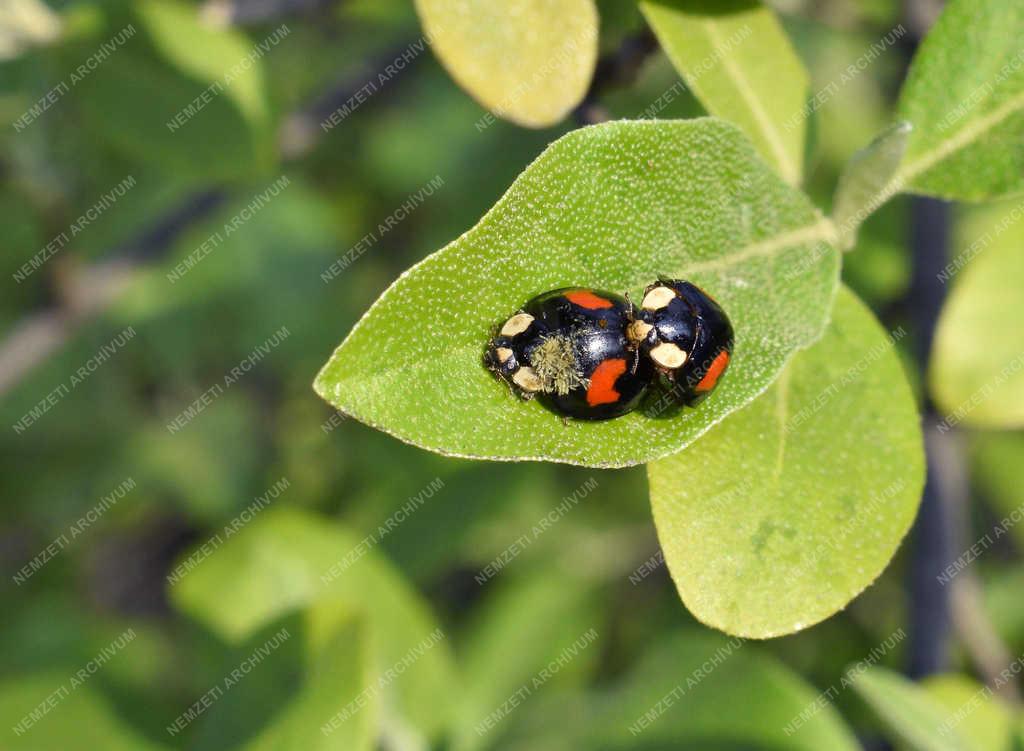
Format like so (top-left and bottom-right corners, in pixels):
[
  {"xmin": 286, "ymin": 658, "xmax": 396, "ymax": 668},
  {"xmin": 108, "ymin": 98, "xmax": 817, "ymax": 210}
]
[{"xmin": 905, "ymin": 196, "xmax": 952, "ymax": 678}]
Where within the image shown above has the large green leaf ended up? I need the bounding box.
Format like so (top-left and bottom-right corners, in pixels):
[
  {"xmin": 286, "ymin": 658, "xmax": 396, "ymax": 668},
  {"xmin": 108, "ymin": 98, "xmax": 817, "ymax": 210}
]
[
  {"xmin": 170, "ymin": 509, "xmax": 457, "ymax": 743},
  {"xmin": 930, "ymin": 222, "xmax": 1024, "ymax": 428},
  {"xmin": 315, "ymin": 119, "xmax": 839, "ymax": 468},
  {"xmin": 640, "ymin": 0, "xmax": 809, "ymax": 185},
  {"xmin": 852, "ymin": 668, "xmax": 984, "ymax": 751},
  {"xmin": 895, "ymin": 0, "xmax": 1024, "ymax": 201},
  {"xmin": 587, "ymin": 631, "xmax": 860, "ymax": 750},
  {"xmin": 648, "ymin": 287, "xmax": 923, "ymax": 637},
  {"xmin": 414, "ymin": 0, "xmax": 598, "ymax": 128}
]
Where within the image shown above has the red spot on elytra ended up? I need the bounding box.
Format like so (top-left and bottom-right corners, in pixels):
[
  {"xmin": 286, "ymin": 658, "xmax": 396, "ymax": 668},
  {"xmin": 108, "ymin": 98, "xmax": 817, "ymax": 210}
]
[
  {"xmin": 587, "ymin": 358, "xmax": 627, "ymax": 406},
  {"xmin": 695, "ymin": 350, "xmax": 730, "ymax": 393},
  {"xmin": 565, "ymin": 290, "xmax": 614, "ymax": 309}
]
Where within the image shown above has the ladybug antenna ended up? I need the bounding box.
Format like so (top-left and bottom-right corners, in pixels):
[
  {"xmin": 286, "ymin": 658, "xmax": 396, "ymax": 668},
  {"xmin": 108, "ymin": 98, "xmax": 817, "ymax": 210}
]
[{"xmin": 623, "ymin": 290, "xmax": 636, "ymax": 320}]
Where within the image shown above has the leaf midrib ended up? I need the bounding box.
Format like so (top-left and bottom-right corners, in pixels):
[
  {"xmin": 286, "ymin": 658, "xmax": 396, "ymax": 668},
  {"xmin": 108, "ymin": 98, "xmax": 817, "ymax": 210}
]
[
  {"xmin": 701, "ymin": 19, "xmax": 799, "ymax": 185},
  {"xmin": 896, "ymin": 88, "xmax": 1024, "ymax": 187}
]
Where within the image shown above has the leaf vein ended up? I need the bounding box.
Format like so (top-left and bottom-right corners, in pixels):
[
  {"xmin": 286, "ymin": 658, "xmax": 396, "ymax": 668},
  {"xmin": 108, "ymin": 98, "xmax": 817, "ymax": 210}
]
[{"xmin": 898, "ymin": 88, "xmax": 1024, "ymax": 186}]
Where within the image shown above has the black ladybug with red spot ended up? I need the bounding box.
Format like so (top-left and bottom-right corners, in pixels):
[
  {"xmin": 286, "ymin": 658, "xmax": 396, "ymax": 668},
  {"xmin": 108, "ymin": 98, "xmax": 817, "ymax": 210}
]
[
  {"xmin": 628, "ymin": 279, "xmax": 734, "ymax": 407},
  {"xmin": 485, "ymin": 279, "xmax": 733, "ymax": 420},
  {"xmin": 485, "ymin": 287, "xmax": 653, "ymax": 420}
]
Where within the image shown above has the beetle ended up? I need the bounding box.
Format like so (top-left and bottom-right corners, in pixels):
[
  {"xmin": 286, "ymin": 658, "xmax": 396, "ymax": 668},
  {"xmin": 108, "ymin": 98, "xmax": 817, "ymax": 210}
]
[
  {"xmin": 485, "ymin": 288, "xmax": 653, "ymax": 420},
  {"xmin": 626, "ymin": 278, "xmax": 734, "ymax": 406}
]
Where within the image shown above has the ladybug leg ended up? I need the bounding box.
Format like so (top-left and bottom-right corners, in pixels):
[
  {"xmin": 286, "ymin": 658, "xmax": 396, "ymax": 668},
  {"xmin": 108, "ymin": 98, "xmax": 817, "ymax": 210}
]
[
  {"xmin": 561, "ymin": 415, "xmax": 571, "ymax": 427},
  {"xmin": 629, "ymin": 345, "xmax": 641, "ymax": 375},
  {"xmin": 491, "ymin": 368, "xmax": 520, "ymax": 399}
]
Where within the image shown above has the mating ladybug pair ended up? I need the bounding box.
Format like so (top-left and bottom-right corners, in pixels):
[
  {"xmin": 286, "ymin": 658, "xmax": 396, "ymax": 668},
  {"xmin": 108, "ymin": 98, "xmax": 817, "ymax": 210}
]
[{"xmin": 485, "ymin": 279, "xmax": 733, "ymax": 420}]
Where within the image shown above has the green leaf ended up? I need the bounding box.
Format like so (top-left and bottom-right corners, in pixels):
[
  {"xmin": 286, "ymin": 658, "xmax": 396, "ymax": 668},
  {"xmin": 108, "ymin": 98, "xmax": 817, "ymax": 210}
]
[
  {"xmin": 971, "ymin": 432, "xmax": 1024, "ymax": 548},
  {"xmin": 930, "ymin": 226, "xmax": 1024, "ymax": 428},
  {"xmin": 921, "ymin": 675, "xmax": 1014, "ymax": 751},
  {"xmin": 639, "ymin": 0, "xmax": 809, "ymax": 185},
  {"xmin": 588, "ymin": 631, "xmax": 860, "ymax": 750},
  {"xmin": 135, "ymin": 0, "xmax": 269, "ymax": 128},
  {"xmin": 647, "ymin": 286, "xmax": 923, "ymax": 637},
  {"xmin": 894, "ymin": 0, "xmax": 1024, "ymax": 201},
  {"xmin": 170, "ymin": 508, "xmax": 457, "ymax": 743},
  {"xmin": 413, "ymin": 0, "xmax": 598, "ymax": 128},
  {"xmin": 832, "ymin": 122, "xmax": 912, "ymax": 250},
  {"xmin": 186, "ymin": 613, "xmax": 373, "ymax": 751},
  {"xmin": 451, "ymin": 565, "xmax": 601, "ymax": 751},
  {"xmin": 315, "ymin": 119, "xmax": 839, "ymax": 468},
  {"xmin": 852, "ymin": 667, "xmax": 982, "ymax": 751},
  {"xmin": 241, "ymin": 618, "xmax": 375, "ymax": 751},
  {"xmin": 0, "ymin": 672, "xmax": 168, "ymax": 751},
  {"xmin": 74, "ymin": 0, "xmax": 275, "ymax": 180}
]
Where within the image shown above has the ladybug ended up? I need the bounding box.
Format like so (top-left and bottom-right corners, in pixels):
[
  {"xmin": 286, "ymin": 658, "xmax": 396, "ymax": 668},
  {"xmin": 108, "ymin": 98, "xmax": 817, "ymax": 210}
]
[
  {"xmin": 626, "ymin": 278, "xmax": 733, "ymax": 406},
  {"xmin": 485, "ymin": 288, "xmax": 653, "ymax": 420}
]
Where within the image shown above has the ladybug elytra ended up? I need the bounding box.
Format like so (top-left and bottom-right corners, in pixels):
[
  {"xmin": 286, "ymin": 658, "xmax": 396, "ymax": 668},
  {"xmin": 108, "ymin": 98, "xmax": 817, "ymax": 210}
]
[{"xmin": 628, "ymin": 279, "xmax": 734, "ymax": 407}]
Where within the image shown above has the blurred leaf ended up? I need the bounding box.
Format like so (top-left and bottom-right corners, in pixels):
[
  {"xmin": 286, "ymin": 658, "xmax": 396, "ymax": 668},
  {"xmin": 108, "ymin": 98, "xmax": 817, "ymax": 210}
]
[
  {"xmin": 315, "ymin": 119, "xmax": 839, "ymax": 468},
  {"xmin": 832, "ymin": 122, "xmax": 911, "ymax": 250},
  {"xmin": 413, "ymin": 0, "xmax": 598, "ymax": 128},
  {"xmin": 136, "ymin": 0, "xmax": 268, "ymax": 126},
  {"xmin": 188, "ymin": 613, "xmax": 309, "ymax": 751},
  {"xmin": 73, "ymin": 1, "xmax": 274, "ymax": 180},
  {"xmin": 588, "ymin": 631, "xmax": 860, "ymax": 750},
  {"xmin": 796, "ymin": 19, "xmax": 900, "ymax": 178},
  {"xmin": 970, "ymin": 431, "xmax": 1024, "ymax": 548},
  {"xmin": 452, "ymin": 565, "xmax": 602, "ymax": 751},
  {"xmin": 0, "ymin": 672, "xmax": 168, "ymax": 751},
  {"xmin": 648, "ymin": 287, "xmax": 923, "ymax": 637},
  {"xmin": 130, "ymin": 393, "xmax": 264, "ymax": 523},
  {"xmin": 930, "ymin": 232, "xmax": 1024, "ymax": 428},
  {"xmin": 241, "ymin": 618, "xmax": 375, "ymax": 751},
  {"xmin": 640, "ymin": 0, "xmax": 809, "ymax": 185},
  {"xmin": 0, "ymin": 0, "xmax": 61, "ymax": 61},
  {"xmin": 982, "ymin": 565, "xmax": 1024, "ymax": 654},
  {"xmin": 920, "ymin": 675, "xmax": 1014, "ymax": 751},
  {"xmin": 852, "ymin": 667, "xmax": 982, "ymax": 751},
  {"xmin": 895, "ymin": 0, "xmax": 1024, "ymax": 201},
  {"xmin": 841, "ymin": 201, "xmax": 911, "ymax": 307},
  {"xmin": 170, "ymin": 508, "xmax": 457, "ymax": 742}
]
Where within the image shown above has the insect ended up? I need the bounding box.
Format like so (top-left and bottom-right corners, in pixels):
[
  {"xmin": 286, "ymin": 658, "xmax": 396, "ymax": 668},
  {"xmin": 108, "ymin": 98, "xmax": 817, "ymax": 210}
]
[
  {"xmin": 626, "ymin": 279, "xmax": 734, "ymax": 406},
  {"xmin": 485, "ymin": 280, "xmax": 733, "ymax": 419},
  {"xmin": 484, "ymin": 288, "xmax": 653, "ymax": 420}
]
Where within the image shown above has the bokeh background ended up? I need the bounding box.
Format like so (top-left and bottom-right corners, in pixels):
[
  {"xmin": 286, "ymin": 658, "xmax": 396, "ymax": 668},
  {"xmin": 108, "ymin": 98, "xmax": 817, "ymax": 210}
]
[{"xmin": 3, "ymin": 0, "xmax": 1024, "ymax": 749}]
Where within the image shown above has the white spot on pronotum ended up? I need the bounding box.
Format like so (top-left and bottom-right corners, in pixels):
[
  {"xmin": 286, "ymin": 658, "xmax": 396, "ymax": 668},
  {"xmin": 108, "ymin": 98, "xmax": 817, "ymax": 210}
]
[
  {"xmin": 496, "ymin": 347, "xmax": 513, "ymax": 364},
  {"xmin": 627, "ymin": 320, "xmax": 654, "ymax": 343},
  {"xmin": 641, "ymin": 286, "xmax": 676, "ymax": 311},
  {"xmin": 512, "ymin": 366, "xmax": 543, "ymax": 392},
  {"xmin": 501, "ymin": 313, "xmax": 535, "ymax": 337},
  {"xmin": 650, "ymin": 342, "xmax": 688, "ymax": 369}
]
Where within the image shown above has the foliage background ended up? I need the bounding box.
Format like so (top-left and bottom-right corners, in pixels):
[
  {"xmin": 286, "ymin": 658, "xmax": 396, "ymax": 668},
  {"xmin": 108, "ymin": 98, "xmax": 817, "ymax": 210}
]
[{"xmin": 2, "ymin": 0, "xmax": 1024, "ymax": 749}]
